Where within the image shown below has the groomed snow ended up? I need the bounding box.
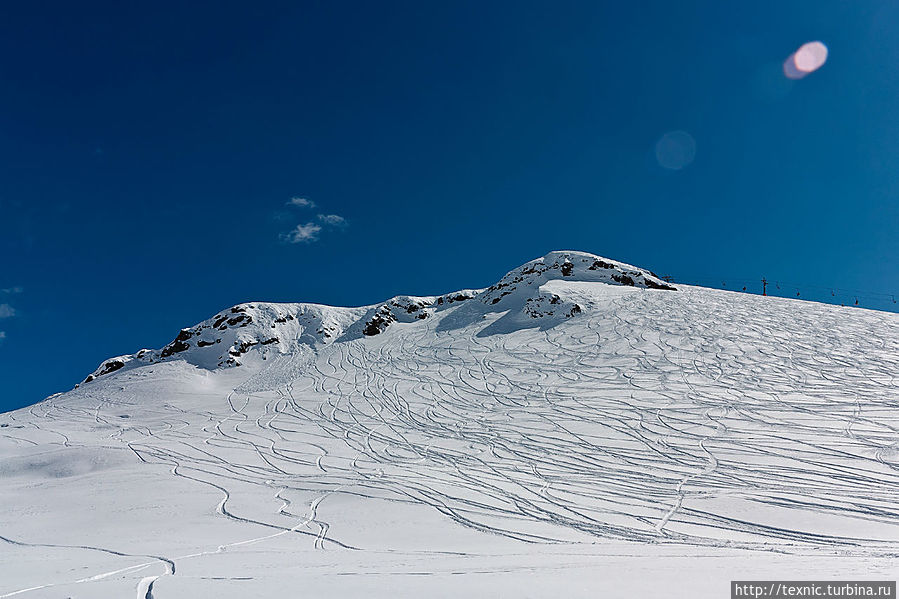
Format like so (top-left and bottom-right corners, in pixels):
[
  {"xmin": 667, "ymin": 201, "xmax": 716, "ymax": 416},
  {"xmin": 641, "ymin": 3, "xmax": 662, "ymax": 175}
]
[{"xmin": 1, "ymin": 251, "xmax": 898, "ymax": 598}]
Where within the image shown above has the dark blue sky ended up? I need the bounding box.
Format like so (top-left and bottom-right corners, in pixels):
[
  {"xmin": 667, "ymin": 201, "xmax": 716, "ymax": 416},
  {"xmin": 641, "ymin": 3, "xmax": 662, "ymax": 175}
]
[{"xmin": 2, "ymin": 2, "xmax": 898, "ymax": 411}]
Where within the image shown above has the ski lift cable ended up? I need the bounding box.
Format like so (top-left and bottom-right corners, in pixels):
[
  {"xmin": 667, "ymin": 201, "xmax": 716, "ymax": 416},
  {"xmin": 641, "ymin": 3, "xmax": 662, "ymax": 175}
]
[{"xmin": 668, "ymin": 275, "xmax": 897, "ymax": 302}]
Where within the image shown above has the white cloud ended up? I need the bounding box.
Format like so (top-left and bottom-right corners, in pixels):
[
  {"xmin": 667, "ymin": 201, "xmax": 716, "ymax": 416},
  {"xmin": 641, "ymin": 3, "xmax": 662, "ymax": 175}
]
[
  {"xmin": 1, "ymin": 286, "xmax": 22, "ymax": 294},
  {"xmin": 318, "ymin": 214, "xmax": 347, "ymax": 227},
  {"xmin": 0, "ymin": 304, "xmax": 15, "ymax": 318},
  {"xmin": 287, "ymin": 197, "xmax": 316, "ymax": 209},
  {"xmin": 278, "ymin": 200, "xmax": 345, "ymax": 245},
  {"xmin": 280, "ymin": 222, "xmax": 322, "ymax": 244},
  {"xmin": 0, "ymin": 331, "xmax": 5, "ymax": 339}
]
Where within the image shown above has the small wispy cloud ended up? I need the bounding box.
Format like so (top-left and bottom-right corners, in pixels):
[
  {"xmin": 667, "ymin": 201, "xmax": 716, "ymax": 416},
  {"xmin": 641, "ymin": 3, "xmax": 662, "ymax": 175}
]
[
  {"xmin": 280, "ymin": 222, "xmax": 322, "ymax": 244},
  {"xmin": 318, "ymin": 214, "xmax": 347, "ymax": 227},
  {"xmin": 279, "ymin": 196, "xmax": 347, "ymax": 245},
  {"xmin": 0, "ymin": 331, "xmax": 6, "ymax": 341},
  {"xmin": 1, "ymin": 286, "xmax": 22, "ymax": 294},
  {"xmin": 0, "ymin": 304, "xmax": 16, "ymax": 319},
  {"xmin": 287, "ymin": 197, "xmax": 316, "ymax": 209}
]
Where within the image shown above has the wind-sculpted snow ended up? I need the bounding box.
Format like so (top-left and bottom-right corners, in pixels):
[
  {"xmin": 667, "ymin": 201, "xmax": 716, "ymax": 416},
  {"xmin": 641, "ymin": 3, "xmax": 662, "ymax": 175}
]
[{"xmin": 2, "ymin": 253, "xmax": 899, "ymax": 598}]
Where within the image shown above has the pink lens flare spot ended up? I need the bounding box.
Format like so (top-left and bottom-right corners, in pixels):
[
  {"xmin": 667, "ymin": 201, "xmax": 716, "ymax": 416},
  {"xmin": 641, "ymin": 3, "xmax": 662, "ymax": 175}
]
[
  {"xmin": 784, "ymin": 41, "xmax": 828, "ymax": 79},
  {"xmin": 795, "ymin": 41, "xmax": 828, "ymax": 72}
]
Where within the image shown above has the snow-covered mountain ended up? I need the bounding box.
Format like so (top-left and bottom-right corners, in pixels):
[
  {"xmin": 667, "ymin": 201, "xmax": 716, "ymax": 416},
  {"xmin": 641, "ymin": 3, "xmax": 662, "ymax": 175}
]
[
  {"xmin": 81, "ymin": 251, "xmax": 671, "ymax": 383},
  {"xmin": 2, "ymin": 251, "xmax": 898, "ymax": 599}
]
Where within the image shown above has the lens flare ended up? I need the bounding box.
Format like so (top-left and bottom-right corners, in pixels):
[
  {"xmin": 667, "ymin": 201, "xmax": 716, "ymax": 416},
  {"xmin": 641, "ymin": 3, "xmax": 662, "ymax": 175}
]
[
  {"xmin": 784, "ymin": 41, "xmax": 828, "ymax": 79},
  {"xmin": 795, "ymin": 41, "xmax": 828, "ymax": 71},
  {"xmin": 655, "ymin": 131, "xmax": 696, "ymax": 170}
]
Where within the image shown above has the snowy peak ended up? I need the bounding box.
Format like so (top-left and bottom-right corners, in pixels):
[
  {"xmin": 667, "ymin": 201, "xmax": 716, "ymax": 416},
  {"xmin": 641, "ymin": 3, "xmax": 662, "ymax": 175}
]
[
  {"xmin": 83, "ymin": 302, "xmax": 366, "ymax": 384},
  {"xmin": 156, "ymin": 302, "xmax": 363, "ymax": 366},
  {"xmin": 479, "ymin": 251, "xmax": 675, "ymax": 307}
]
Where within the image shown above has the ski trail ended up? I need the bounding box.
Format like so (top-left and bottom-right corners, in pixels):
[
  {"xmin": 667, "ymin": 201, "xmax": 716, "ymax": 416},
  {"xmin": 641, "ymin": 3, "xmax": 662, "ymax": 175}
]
[{"xmin": 136, "ymin": 576, "xmax": 158, "ymax": 599}]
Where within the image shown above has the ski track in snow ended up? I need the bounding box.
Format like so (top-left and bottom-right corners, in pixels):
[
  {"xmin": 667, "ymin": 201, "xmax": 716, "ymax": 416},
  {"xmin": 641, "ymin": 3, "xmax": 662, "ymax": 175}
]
[{"xmin": 2, "ymin": 283, "xmax": 899, "ymax": 596}]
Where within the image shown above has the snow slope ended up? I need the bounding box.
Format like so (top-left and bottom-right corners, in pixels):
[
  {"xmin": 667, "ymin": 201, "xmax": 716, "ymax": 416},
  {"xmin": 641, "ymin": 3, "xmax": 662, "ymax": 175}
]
[{"xmin": 1, "ymin": 251, "xmax": 898, "ymax": 598}]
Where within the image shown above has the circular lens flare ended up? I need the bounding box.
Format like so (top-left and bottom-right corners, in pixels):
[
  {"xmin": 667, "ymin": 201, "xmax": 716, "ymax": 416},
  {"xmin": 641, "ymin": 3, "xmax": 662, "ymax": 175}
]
[
  {"xmin": 795, "ymin": 41, "xmax": 828, "ymax": 71},
  {"xmin": 784, "ymin": 41, "xmax": 828, "ymax": 79},
  {"xmin": 655, "ymin": 131, "xmax": 696, "ymax": 170}
]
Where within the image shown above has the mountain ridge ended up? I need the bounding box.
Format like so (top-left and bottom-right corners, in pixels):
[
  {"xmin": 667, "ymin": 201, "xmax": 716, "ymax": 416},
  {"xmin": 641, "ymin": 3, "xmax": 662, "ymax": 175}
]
[{"xmin": 81, "ymin": 251, "xmax": 675, "ymax": 385}]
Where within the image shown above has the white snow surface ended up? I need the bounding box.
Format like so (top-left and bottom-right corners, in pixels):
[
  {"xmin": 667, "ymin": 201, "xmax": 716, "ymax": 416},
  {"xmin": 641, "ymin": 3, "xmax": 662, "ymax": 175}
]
[{"xmin": 2, "ymin": 251, "xmax": 899, "ymax": 598}]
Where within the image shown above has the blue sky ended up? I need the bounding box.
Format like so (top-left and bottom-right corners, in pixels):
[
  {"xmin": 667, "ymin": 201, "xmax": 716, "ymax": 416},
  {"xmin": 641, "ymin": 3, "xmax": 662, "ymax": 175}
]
[{"xmin": 2, "ymin": 1, "xmax": 898, "ymax": 411}]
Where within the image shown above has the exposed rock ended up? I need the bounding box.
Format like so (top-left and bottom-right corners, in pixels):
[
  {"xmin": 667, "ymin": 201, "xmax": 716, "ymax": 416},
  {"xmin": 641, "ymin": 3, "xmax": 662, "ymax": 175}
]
[
  {"xmin": 644, "ymin": 278, "xmax": 676, "ymax": 291},
  {"xmin": 436, "ymin": 293, "xmax": 474, "ymax": 306},
  {"xmin": 160, "ymin": 329, "xmax": 192, "ymax": 358},
  {"xmin": 588, "ymin": 259, "xmax": 615, "ymax": 270},
  {"xmin": 363, "ymin": 309, "xmax": 394, "ymax": 336},
  {"xmin": 612, "ymin": 274, "xmax": 636, "ymax": 287},
  {"xmin": 96, "ymin": 359, "xmax": 125, "ymax": 376}
]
